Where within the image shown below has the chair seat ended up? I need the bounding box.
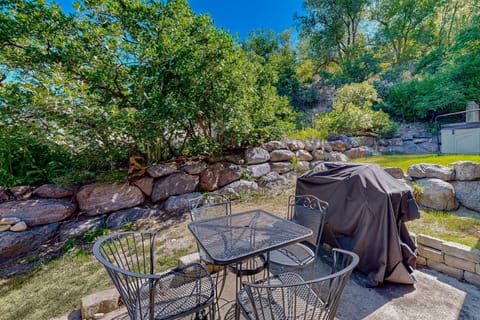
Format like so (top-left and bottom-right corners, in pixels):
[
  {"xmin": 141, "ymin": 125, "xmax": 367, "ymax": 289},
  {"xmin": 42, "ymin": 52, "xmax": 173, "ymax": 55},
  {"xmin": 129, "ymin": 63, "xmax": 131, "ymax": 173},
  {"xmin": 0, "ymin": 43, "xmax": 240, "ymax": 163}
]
[
  {"xmin": 135, "ymin": 263, "xmax": 215, "ymax": 320},
  {"xmin": 269, "ymin": 243, "xmax": 315, "ymax": 267},
  {"xmin": 237, "ymin": 272, "xmax": 323, "ymax": 320},
  {"xmin": 228, "ymin": 254, "xmax": 268, "ymax": 276}
]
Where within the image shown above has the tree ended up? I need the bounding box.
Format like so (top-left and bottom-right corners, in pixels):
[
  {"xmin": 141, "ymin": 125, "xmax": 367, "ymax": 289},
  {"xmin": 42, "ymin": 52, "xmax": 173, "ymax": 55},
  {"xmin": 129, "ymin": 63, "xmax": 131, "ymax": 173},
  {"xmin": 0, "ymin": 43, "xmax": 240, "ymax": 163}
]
[
  {"xmin": 242, "ymin": 29, "xmax": 301, "ymax": 108},
  {"xmin": 435, "ymin": 0, "xmax": 478, "ymax": 47},
  {"xmin": 370, "ymin": 0, "xmax": 439, "ymax": 64},
  {"xmin": 297, "ymin": 0, "xmax": 370, "ymax": 69},
  {"xmin": 0, "ymin": 0, "xmax": 295, "ymax": 184}
]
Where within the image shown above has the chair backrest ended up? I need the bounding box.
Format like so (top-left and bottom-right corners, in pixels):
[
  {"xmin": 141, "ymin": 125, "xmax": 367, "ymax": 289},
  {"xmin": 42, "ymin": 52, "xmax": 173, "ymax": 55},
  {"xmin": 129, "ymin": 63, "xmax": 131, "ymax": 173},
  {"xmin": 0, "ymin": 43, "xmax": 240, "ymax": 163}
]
[
  {"xmin": 242, "ymin": 248, "xmax": 359, "ymax": 320},
  {"xmin": 93, "ymin": 231, "xmax": 157, "ymax": 319},
  {"xmin": 288, "ymin": 195, "xmax": 328, "ymax": 252},
  {"xmin": 188, "ymin": 194, "xmax": 231, "ymax": 264},
  {"xmin": 188, "ymin": 194, "xmax": 231, "ymax": 221}
]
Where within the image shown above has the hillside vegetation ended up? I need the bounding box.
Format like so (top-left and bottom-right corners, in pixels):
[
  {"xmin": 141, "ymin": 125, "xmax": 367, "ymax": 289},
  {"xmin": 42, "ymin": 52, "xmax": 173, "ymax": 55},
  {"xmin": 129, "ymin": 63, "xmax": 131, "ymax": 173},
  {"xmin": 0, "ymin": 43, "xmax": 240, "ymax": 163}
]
[{"xmin": 1, "ymin": 0, "xmax": 479, "ymax": 186}]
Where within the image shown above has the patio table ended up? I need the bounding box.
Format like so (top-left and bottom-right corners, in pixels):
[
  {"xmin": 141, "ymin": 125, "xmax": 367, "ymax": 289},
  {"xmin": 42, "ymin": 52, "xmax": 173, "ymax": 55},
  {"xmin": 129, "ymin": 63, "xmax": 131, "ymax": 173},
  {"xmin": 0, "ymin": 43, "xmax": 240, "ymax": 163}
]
[{"xmin": 188, "ymin": 209, "xmax": 313, "ymax": 266}]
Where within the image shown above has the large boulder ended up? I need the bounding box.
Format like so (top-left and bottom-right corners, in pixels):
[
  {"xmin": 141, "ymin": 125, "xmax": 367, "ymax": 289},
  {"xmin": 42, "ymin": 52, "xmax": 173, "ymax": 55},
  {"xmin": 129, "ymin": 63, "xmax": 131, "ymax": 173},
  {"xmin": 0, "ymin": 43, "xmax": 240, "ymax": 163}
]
[
  {"xmin": 10, "ymin": 186, "xmax": 32, "ymax": 200},
  {"xmin": 106, "ymin": 207, "xmax": 161, "ymax": 229},
  {"xmin": 453, "ymin": 161, "xmax": 480, "ymax": 181},
  {"xmin": 388, "ymin": 138, "xmax": 403, "ymax": 146},
  {"xmin": 328, "ymin": 134, "xmax": 356, "ymax": 149},
  {"xmin": 224, "ymin": 155, "xmax": 244, "ymax": 165},
  {"xmin": 32, "ymin": 184, "xmax": 74, "ymax": 198},
  {"xmin": 344, "ymin": 147, "xmax": 369, "ymax": 159},
  {"xmin": 415, "ymin": 178, "xmax": 458, "ymax": 211},
  {"xmin": 303, "ymin": 140, "xmax": 321, "ymax": 152},
  {"xmin": 78, "ymin": 183, "xmax": 144, "ymax": 215},
  {"xmin": 451, "ymin": 181, "xmax": 480, "ymax": 212},
  {"xmin": 152, "ymin": 173, "xmax": 199, "ymax": 202},
  {"xmin": 164, "ymin": 192, "xmax": 202, "ymax": 213},
  {"xmin": 199, "ymin": 162, "xmax": 242, "ymax": 191},
  {"xmin": 0, "ymin": 199, "xmax": 76, "ymax": 227},
  {"xmin": 179, "ymin": 161, "xmax": 208, "ymax": 174},
  {"xmin": 270, "ymin": 149, "xmax": 295, "ymax": 162},
  {"xmin": 286, "ymin": 139, "xmax": 305, "ymax": 151},
  {"xmin": 132, "ymin": 176, "xmax": 154, "ymax": 196},
  {"xmin": 311, "ymin": 150, "xmax": 326, "ymax": 161},
  {"xmin": 407, "ymin": 163, "xmax": 455, "ymax": 181},
  {"xmin": 270, "ymin": 162, "xmax": 292, "ymax": 174},
  {"xmin": 416, "ymin": 141, "xmax": 438, "ymax": 154},
  {"xmin": 324, "ymin": 152, "xmax": 348, "ymax": 162},
  {"xmin": 59, "ymin": 216, "xmax": 105, "ymax": 241},
  {"xmin": 246, "ymin": 163, "xmax": 271, "ymax": 178},
  {"xmin": 219, "ymin": 180, "xmax": 258, "ymax": 199},
  {"xmin": 245, "ymin": 147, "xmax": 270, "ymax": 164},
  {"xmin": 0, "ymin": 222, "xmax": 59, "ymax": 259},
  {"xmin": 361, "ymin": 136, "xmax": 375, "ymax": 147},
  {"xmin": 262, "ymin": 141, "xmax": 287, "ymax": 152},
  {"xmin": 146, "ymin": 163, "xmax": 177, "ymax": 178},
  {"xmin": 330, "ymin": 140, "xmax": 347, "ymax": 152},
  {"xmin": 295, "ymin": 150, "xmax": 313, "ymax": 161},
  {"xmin": 386, "ymin": 141, "xmax": 418, "ymax": 154},
  {"xmin": 258, "ymin": 172, "xmax": 288, "ymax": 189},
  {"xmin": 295, "ymin": 161, "xmax": 310, "ymax": 173}
]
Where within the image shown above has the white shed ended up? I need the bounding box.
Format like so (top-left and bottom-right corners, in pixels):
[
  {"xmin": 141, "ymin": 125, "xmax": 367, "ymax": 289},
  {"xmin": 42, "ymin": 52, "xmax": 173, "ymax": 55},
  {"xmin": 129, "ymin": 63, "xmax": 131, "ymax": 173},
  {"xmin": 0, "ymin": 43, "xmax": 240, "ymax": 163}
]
[{"xmin": 441, "ymin": 122, "xmax": 480, "ymax": 154}]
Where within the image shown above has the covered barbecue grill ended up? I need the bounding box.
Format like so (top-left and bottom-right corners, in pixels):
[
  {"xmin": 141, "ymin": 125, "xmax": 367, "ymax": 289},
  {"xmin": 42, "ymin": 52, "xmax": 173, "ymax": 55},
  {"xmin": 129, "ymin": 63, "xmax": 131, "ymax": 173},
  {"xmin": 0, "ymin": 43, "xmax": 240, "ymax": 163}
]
[{"xmin": 296, "ymin": 162, "xmax": 420, "ymax": 286}]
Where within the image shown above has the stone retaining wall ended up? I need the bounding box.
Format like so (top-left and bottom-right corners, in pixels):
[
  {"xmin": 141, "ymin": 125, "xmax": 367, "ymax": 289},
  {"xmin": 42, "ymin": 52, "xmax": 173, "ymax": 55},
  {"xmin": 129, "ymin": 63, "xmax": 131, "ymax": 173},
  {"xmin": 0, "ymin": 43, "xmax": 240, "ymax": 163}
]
[
  {"xmin": 0, "ymin": 136, "xmax": 479, "ymax": 284},
  {"xmin": 415, "ymin": 234, "xmax": 480, "ymax": 287}
]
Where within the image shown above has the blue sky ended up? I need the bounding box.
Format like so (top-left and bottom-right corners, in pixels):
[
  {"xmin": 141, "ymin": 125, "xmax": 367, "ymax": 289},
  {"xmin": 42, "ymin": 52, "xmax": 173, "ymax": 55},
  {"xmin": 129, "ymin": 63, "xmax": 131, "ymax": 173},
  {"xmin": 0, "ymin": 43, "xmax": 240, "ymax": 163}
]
[{"xmin": 54, "ymin": 0, "xmax": 304, "ymax": 40}]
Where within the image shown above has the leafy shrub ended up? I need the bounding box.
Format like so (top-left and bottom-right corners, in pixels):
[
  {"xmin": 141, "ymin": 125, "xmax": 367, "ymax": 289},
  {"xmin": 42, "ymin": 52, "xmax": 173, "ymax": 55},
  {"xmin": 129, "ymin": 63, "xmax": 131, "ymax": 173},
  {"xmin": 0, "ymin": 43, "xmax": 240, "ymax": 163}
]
[
  {"xmin": 315, "ymin": 82, "xmax": 398, "ymax": 137},
  {"xmin": 0, "ymin": 0, "xmax": 296, "ymax": 185}
]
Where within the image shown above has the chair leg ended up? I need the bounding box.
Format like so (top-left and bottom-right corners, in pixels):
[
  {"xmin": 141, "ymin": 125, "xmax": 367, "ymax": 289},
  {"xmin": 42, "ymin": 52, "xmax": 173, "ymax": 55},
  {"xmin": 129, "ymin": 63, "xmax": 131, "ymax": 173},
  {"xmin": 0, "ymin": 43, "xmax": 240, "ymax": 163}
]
[{"xmin": 210, "ymin": 303, "xmax": 215, "ymax": 320}]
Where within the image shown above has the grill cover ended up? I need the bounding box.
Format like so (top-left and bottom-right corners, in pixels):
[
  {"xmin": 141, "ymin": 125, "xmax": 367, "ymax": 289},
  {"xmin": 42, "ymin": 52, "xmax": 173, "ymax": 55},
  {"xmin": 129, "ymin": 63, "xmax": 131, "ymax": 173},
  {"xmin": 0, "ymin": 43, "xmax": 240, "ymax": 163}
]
[{"xmin": 296, "ymin": 162, "xmax": 420, "ymax": 286}]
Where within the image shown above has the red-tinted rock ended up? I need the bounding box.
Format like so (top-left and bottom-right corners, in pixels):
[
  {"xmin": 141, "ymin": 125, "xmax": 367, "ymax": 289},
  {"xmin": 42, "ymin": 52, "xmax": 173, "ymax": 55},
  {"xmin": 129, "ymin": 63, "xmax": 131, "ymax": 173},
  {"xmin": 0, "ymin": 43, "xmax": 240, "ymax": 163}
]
[
  {"xmin": 10, "ymin": 186, "xmax": 32, "ymax": 200},
  {"xmin": 32, "ymin": 184, "xmax": 74, "ymax": 198},
  {"xmin": 199, "ymin": 162, "xmax": 242, "ymax": 191},
  {"xmin": 345, "ymin": 148, "xmax": 368, "ymax": 159},
  {"xmin": 269, "ymin": 150, "xmax": 295, "ymax": 162},
  {"xmin": 77, "ymin": 183, "xmax": 144, "ymax": 215},
  {"xmin": 133, "ymin": 176, "xmax": 154, "ymax": 196},
  {"xmin": 0, "ymin": 199, "xmax": 76, "ymax": 227},
  {"xmin": 146, "ymin": 163, "xmax": 177, "ymax": 178},
  {"xmin": 151, "ymin": 173, "xmax": 199, "ymax": 202}
]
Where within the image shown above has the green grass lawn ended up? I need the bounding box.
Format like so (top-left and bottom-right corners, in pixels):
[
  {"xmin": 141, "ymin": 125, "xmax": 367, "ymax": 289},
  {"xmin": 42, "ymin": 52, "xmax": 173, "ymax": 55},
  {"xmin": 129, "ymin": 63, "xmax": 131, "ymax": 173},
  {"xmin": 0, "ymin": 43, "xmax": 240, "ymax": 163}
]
[
  {"xmin": 352, "ymin": 154, "xmax": 480, "ymax": 171},
  {"xmin": 408, "ymin": 210, "xmax": 480, "ymax": 250},
  {"xmin": 354, "ymin": 154, "xmax": 480, "ymax": 250},
  {"xmin": 0, "ymin": 244, "xmax": 191, "ymax": 320},
  {"xmin": 0, "ymin": 251, "xmax": 112, "ymax": 320}
]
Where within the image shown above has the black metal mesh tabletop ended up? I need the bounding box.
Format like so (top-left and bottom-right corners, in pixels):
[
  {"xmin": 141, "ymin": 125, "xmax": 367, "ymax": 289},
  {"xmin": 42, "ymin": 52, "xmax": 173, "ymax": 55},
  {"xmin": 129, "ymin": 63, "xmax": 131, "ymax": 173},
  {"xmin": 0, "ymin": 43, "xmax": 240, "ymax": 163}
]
[{"xmin": 188, "ymin": 210, "xmax": 313, "ymax": 265}]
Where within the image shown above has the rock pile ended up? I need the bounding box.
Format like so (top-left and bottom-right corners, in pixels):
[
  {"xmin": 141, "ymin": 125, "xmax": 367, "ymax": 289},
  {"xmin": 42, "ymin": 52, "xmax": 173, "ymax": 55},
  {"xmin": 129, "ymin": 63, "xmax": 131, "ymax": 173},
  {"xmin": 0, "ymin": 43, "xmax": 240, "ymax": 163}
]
[{"xmin": 385, "ymin": 161, "xmax": 480, "ymax": 213}]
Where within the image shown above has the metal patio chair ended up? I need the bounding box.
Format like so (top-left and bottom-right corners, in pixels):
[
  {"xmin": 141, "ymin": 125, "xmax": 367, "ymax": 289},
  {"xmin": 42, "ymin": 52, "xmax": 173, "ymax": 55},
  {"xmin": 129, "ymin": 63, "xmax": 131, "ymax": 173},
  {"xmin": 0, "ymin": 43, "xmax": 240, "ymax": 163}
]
[
  {"xmin": 188, "ymin": 195, "xmax": 268, "ymax": 293},
  {"xmin": 93, "ymin": 231, "xmax": 215, "ymax": 320},
  {"xmin": 237, "ymin": 248, "xmax": 359, "ymax": 320},
  {"xmin": 269, "ymin": 195, "xmax": 328, "ymax": 267}
]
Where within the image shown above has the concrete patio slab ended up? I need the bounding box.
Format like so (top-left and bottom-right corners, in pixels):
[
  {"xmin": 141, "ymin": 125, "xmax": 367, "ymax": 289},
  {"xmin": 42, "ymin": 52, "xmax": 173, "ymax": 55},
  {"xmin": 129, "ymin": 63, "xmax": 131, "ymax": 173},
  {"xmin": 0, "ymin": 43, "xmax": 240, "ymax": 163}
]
[
  {"xmin": 338, "ymin": 266, "xmax": 480, "ymax": 320},
  {"xmin": 78, "ymin": 265, "xmax": 480, "ymax": 320}
]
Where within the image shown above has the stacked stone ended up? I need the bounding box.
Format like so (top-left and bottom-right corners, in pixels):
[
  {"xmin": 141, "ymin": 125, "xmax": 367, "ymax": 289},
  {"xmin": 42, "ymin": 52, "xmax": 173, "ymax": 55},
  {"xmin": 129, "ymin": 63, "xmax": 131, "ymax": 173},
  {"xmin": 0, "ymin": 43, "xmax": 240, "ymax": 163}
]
[
  {"xmin": 406, "ymin": 161, "xmax": 480, "ymax": 213},
  {"xmin": 416, "ymin": 234, "xmax": 480, "ymax": 287},
  {"xmin": 1, "ymin": 136, "xmax": 479, "ymax": 268}
]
